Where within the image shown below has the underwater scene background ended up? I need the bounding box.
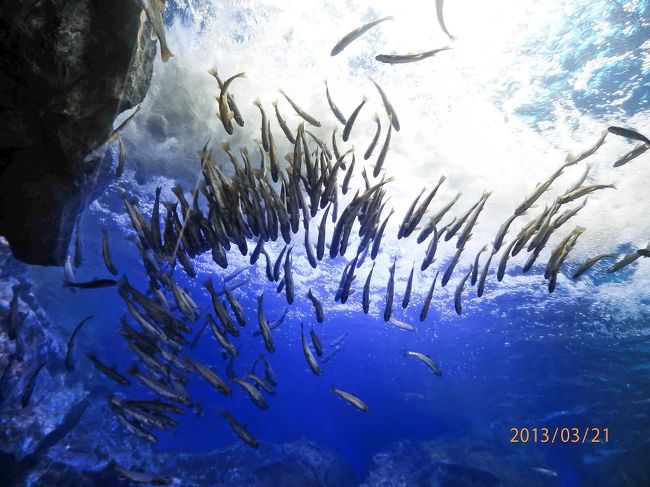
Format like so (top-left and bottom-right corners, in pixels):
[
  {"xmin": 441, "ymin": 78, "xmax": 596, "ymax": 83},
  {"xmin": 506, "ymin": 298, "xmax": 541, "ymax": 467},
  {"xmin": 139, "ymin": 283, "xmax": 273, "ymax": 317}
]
[{"xmin": 2, "ymin": 0, "xmax": 650, "ymax": 486}]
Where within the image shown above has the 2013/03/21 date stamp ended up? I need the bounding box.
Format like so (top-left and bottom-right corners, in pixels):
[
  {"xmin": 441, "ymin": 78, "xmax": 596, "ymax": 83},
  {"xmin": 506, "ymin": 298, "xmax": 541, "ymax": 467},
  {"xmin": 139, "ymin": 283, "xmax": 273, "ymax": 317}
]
[{"xmin": 510, "ymin": 427, "xmax": 609, "ymax": 444}]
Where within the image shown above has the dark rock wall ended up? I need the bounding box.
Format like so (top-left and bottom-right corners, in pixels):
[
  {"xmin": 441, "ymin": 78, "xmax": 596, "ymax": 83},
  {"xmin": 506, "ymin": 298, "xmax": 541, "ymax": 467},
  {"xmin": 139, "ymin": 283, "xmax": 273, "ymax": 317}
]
[{"xmin": 0, "ymin": 0, "xmax": 156, "ymax": 265}]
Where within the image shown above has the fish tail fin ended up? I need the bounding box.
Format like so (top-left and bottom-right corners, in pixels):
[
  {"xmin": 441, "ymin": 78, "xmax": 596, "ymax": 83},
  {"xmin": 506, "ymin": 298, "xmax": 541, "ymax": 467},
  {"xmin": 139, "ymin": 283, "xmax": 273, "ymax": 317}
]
[
  {"xmin": 609, "ymin": 183, "xmax": 617, "ymax": 189},
  {"xmin": 253, "ymin": 98, "xmax": 261, "ymax": 107},
  {"xmin": 160, "ymin": 45, "xmax": 174, "ymax": 63},
  {"xmin": 563, "ymin": 153, "xmax": 578, "ymax": 166}
]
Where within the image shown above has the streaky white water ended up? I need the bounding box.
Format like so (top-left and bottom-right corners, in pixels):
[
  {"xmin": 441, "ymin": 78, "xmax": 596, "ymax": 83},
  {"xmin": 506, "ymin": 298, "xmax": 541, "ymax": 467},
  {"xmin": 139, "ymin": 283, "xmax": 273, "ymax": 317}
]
[{"xmin": 107, "ymin": 0, "xmax": 650, "ymax": 319}]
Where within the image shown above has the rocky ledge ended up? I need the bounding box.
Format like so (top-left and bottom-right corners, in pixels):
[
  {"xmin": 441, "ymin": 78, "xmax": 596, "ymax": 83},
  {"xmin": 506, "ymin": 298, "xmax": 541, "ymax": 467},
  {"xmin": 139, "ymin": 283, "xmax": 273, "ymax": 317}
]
[
  {"xmin": 361, "ymin": 438, "xmax": 560, "ymax": 487},
  {"xmin": 0, "ymin": 1, "xmax": 156, "ymax": 265}
]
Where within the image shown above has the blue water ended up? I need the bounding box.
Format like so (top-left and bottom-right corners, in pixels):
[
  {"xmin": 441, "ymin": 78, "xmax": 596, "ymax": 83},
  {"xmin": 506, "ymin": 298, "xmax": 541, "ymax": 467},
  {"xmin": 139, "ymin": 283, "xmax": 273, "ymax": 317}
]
[
  {"xmin": 20, "ymin": 0, "xmax": 650, "ymax": 485},
  {"xmin": 27, "ymin": 192, "xmax": 650, "ymax": 483}
]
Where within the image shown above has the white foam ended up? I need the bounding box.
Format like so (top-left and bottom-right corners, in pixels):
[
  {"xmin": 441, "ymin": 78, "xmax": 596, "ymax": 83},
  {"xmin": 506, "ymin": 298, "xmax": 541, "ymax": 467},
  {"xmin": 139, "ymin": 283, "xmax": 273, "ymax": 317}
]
[{"xmin": 115, "ymin": 0, "xmax": 650, "ymax": 314}]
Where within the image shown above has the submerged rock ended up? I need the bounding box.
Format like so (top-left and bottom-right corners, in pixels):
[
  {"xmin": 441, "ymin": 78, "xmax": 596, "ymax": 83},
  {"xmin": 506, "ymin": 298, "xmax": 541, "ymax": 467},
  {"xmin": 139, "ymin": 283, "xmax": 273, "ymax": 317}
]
[
  {"xmin": 585, "ymin": 441, "xmax": 650, "ymax": 487},
  {"xmin": 0, "ymin": 1, "xmax": 157, "ymax": 265},
  {"xmin": 31, "ymin": 437, "xmax": 356, "ymax": 487},
  {"xmin": 362, "ymin": 438, "xmax": 559, "ymax": 487},
  {"xmin": 150, "ymin": 439, "xmax": 358, "ymax": 487},
  {"xmin": 0, "ymin": 237, "xmax": 88, "ymax": 485},
  {"xmin": 0, "ymin": 238, "xmax": 85, "ymax": 460}
]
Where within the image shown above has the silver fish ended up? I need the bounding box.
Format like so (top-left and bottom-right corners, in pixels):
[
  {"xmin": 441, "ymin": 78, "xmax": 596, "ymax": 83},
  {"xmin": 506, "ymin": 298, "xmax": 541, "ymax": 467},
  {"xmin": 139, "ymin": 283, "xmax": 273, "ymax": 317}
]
[
  {"xmin": 435, "ymin": 0, "xmax": 455, "ymax": 40},
  {"xmin": 477, "ymin": 247, "xmax": 496, "ymax": 297},
  {"xmin": 331, "ymin": 17, "xmax": 394, "ymax": 56},
  {"xmin": 272, "ymin": 100, "xmax": 296, "ymax": 144},
  {"xmin": 65, "ymin": 315, "xmax": 94, "ymax": 371},
  {"xmin": 493, "ymin": 213, "xmax": 518, "ymax": 253},
  {"xmin": 325, "ymin": 79, "xmax": 347, "ymax": 124},
  {"xmin": 186, "ymin": 355, "xmax": 231, "ymax": 396},
  {"xmin": 283, "ymin": 247, "xmax": 295, "ymax": 304},
  {"xmin": 316, "ymin": 205, "xmax": 331, "ymax": 261},
  {"xmin": 342, "ymin": 154, "xmax": 356, "ymax": 195},
  {"xmin": 572, "ymin": 253, "xmax": 615, "ymax": 279},
  {"xmin": 613, "ymin": 143, "xmax": 648, "ymax": 167},
  {"xmin": 208, "ymin": 67, "xmax": 244, "ymax": 127},
  {"xmin": 279, "ymin": 89, "xmax": 321, "ymax": 127},
  {"xmin": 370, "ymin": 77, "xmax": 400, "ymax": 131},
  {"xmin": 310, "ymin": 324, "xmax": 324, "ymax": 357},
  {"xmin": 364, "ymin": 114, "xmax": 381, "ymax": 160},
  {"xmin": 301, "ymin": 322, "xmax": 321, "ymax": 375},
  {"xmin": 384, "ymin": 256, "xmax": 397, "ymax": 322},
  {"xmin": 141, "ymin": 0, "xmax": 173, "ymax": 62},
  {"xmin": 256, "ymin": 293, "xmax": 274, "ymax": 353},
  {"xmin": 454, "ymin": 266, "xmax": 473, "ymax": 315},
  {"xmin": 207, "ymin": 315, "xmax": 238, "ymax": 358},
  {"xmin": 307, "ymin": 288, "xmax": 325, "ymax": 323},
  {"xmin": 608, "ymin": 246, "xmax": 649, "ymax": 274},
  {"xmin": 376, "ymin": 47, "xmax": 452, "ymax": 64},
  {"xmin": 608, "ymin": 126, "xmax": 650, "ymax": 146},
  {"xmin": 419, "ymin": 271, "xmax": 439, "ymax": 321},
  {"xmin": 564, "ymin": 130, "xmax": 607, "ymax": 164},
  {"xmin": 222, "ymin": 411, "xmax": 259, "ymax": 449},
  {"xmin": 402, "ymin": 263, "xmax": 415, "ymax": 309},
  {"xmin": 233, "ymin": 376, "xmax": 268, "ymax": 409},
  {"xmin": 557, "ymin": 184, "xmax": 615, "ymax": 205},
  {"xmin": 389, "ymin": 317, "xmax": 416, "ymax": 331},
  {"xmin": 441, "ymin": 245, "xmax": 464, "ymax": 287},
  {"xmin": 373, "ymin": 117, "xmax": 393, "ymax": 177},
  {"xmin": 101, "ymin": 229, "xmax": 118, "ymax": 275},
  {"xmin": 470, "ymin": 245, "xmax": 488, "ymax": 286},
  {"xmin": 497, "ymin": 239, "xmax": 518, "ymax": 281},
  {"xmin": 218, "ymin": 72, "xmax": 246, "ymax": 135},
  {"xmin": 406, "ymin": 351, "xmax": 442, "ymax": 376},
  {"xmin": 273, "ymin": 245, "xmax": 288, "ymax": 281},
  {"xmin": 331, "ymin": 386, "xmax": 369, "ymax": 412},
  {"xmin": 253, "ymin": 99, "xmax": 270, "ymax": 151},
  {"xmin": 362, "ymin": 262, "xmax": 375, "ymax": 313},
  {"xmin": 343, "ymin": 96, "xmax": 367, "ymax": 142}
]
